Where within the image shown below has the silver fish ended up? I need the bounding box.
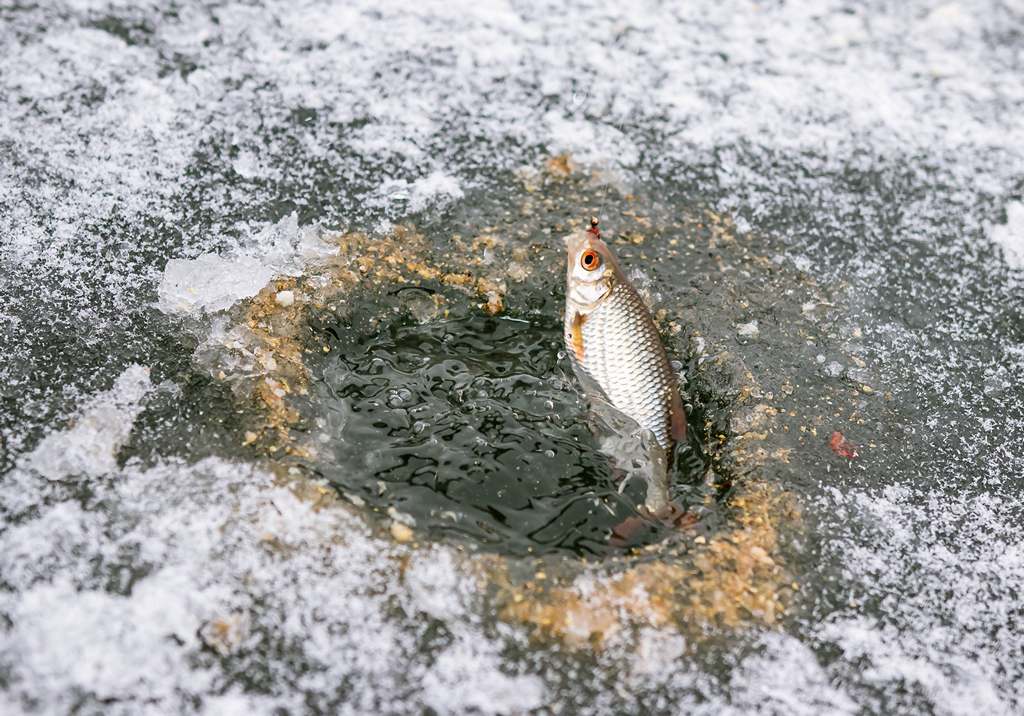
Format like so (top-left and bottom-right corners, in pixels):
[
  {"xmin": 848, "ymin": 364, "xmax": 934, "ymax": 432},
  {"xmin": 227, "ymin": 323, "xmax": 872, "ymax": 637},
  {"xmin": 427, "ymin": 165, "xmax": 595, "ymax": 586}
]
[{"xmin": 563, "ymin": 219, "xmax": 686, "ymax": 512}]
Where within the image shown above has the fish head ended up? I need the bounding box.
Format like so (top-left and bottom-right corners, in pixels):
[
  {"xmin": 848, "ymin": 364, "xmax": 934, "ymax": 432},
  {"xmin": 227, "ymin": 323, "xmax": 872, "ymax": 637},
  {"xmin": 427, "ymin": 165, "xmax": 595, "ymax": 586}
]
[{"xmin": 564, "ymin": 226, "xmax": 621, "ymax": 308}]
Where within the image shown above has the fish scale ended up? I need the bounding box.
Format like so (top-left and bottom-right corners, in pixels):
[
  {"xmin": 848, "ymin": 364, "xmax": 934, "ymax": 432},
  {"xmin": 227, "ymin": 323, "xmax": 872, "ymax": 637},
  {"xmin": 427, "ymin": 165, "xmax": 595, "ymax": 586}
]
[{"xmin": 567, "ymin": 281, "xmax": 676, "ymax": 449}]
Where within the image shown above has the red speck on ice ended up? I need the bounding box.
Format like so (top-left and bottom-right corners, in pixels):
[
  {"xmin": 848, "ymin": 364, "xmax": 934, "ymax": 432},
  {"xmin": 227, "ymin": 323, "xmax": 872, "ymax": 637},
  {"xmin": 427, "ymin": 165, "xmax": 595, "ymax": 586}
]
[{"xmin": 829, "ymin": 431, "xmax": 859, "ymax": 459}]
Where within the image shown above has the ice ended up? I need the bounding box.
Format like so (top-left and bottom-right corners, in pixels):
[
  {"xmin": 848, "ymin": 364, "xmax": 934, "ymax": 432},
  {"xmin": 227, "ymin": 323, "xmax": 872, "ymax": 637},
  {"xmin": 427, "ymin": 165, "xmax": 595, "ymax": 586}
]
[
  {"xmin": 156, "ymin": 214, "xmax": 337, "ymax": 315},
  {"xmin": 622, "ymin": 628, "xmax": 689, "ymax": 694},
  {"xmin": 824, "ymin": 361, "xmax": 845, "ymax": 378},
  {"xmin": 815, "ymin": 486, "xmax": 1024, "ymax": 715},
  {"xmin": 409, "ymin": 170, "xmax": 464, "ymax": 213},
  {"xmin": 8, "ymin": 578, "xmax": 216, "ymax": 705},
  {"xmin": 21, "ymin": 365, "xmax": 152, "ymax": 481},
  {"xmin": 232, "ymin": 150, "xmax": 262, "ymax": 179},
  {"xmin": 736, "ymin": 320, "xmax": 760, "ymax": 338},
  {"xmin": 544, "ymin": 111, "xmax": 641, "ymax": 173},
  {"xmin": 235, "ymin": 213, "xmax": 338, "ymax": 277},
  {"xmin": 156, "ymin": 254, "xmax": 277, "ymax": 315},
  {"xmin": 2, "ymin": 366, "xmax": 533, "ymax": 713},
  {"xmin": 421, "ymin": 634, "xmax": 547, "ymax": 715},
  {"xmin": 990, "ymin": 201, "xmax": 1024, "ymax": 271},
  {"xmin": 725, "ymin": 633, "xmax": 858, "ymax": 716},
  {"xmin": 1, "ymin": 455, "xmax": 486, "ymax": 712},
  {"xmin": 373, "ymin": 170, "xmax": 465, "ymax": 215},
  {"xmin": 3, "ymin": 0, "xmax": 1024, "ymax": 711}
]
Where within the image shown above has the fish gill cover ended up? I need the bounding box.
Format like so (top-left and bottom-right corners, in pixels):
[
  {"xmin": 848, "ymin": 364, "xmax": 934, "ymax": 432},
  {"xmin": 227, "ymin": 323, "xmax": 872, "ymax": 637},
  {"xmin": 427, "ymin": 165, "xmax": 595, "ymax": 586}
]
[{"xmin": 1, "ymin": 1, "xmax": 1023, "ymax": 714}]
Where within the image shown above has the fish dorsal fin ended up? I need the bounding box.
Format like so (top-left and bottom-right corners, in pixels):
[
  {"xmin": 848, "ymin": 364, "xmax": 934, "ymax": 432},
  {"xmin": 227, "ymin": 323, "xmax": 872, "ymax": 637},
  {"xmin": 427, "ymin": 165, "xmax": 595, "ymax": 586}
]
[
  {"xmin": 570, "ymin": 311, "xmax": 587, "ymax": 361},
  {"xmin": 669, "ymin": 385, "xmax": 687, "ymax": 442}
]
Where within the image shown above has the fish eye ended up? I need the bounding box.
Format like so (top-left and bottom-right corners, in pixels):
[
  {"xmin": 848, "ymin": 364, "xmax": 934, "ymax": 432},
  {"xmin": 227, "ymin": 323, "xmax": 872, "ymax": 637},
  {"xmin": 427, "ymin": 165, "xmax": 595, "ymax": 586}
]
[{"xmin": 580, "ymin": 249, "xmax": 602, "ymax": 271}]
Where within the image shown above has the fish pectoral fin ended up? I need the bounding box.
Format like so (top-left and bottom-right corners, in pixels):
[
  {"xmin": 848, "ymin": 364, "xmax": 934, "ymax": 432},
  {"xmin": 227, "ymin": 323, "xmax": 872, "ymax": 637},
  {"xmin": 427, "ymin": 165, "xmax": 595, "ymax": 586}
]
[
  {"xmin": 669, "ymin": 386, "xmax": 687, "ymax": 442},
  {"xmin": 570, "ymin": 311, "xmax": 587, "ymax": 361}
]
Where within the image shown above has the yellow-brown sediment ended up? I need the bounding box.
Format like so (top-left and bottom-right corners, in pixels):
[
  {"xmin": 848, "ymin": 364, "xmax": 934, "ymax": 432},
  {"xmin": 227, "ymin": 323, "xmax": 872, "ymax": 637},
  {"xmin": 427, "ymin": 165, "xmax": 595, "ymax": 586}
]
[
  {"xmin": 495, "ymin": 479, "xmax": 798, "ymax": 645},
  {"xmin": 243, "ymin": 278, "xmax": 309, "ymax": 454},
  {"xmin": 545, "ymin": 153, "xmax": 574, "ymax": 178},
  {"xmin": 480, "ymin": 165, "xmax": 849, "ymax": 644},
  {"xmin": 224, "ymin": 224, "xmax": 534, "ymax": 456},
  {"xmin": 206, "ymin": 154, "xmax": 870, "ymax": 647},
  {"xmin": 685, "ymin": 480, "xmax": 798, "ymax": 627},
  {"xmin": 330, "ymin": 226, "xmax": 524, "ymax": 315}
]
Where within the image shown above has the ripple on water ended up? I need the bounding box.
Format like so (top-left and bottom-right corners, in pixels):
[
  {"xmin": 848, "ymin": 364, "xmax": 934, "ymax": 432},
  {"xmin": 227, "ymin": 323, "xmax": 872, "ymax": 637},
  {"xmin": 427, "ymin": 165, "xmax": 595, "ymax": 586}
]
[{"xmin": 311, "ymin": 312, "xmax": 711, "ymax": 557}]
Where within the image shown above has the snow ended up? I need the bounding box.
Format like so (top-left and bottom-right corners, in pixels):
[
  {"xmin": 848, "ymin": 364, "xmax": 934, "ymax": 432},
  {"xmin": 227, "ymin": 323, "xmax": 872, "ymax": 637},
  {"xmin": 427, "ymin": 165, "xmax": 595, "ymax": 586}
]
[
  {"xmin": 2, "ymin": 0, "xmax": 1024, "ymax": 712},
  {"xmin": 990, "ymin": 201, "xmax": 1024, "ymax": 271},
  {"xmin": 726, "ymin": 633, "xmax": 859, "ymax": 716},
  {"xmin": 409, "ymin": 170, "xmax": 464, "ymax": 213},
  {"xmin": 1, "ymin": 366, "xmax": 529, "ymax": 713},
  {"xmin": 815, "ymin": 485, "xmax": 1024, "ymax": 716},
  {"xmin": 372, "ymin": 170, "xmax": 465, "ymax": 216},
  {"xmin": 20, "ymin": 364, "xmax": 152, "ymax": 480},
  {"xmin": 421, "ymin": 635, "xmax": 547, "ymax": 715}
]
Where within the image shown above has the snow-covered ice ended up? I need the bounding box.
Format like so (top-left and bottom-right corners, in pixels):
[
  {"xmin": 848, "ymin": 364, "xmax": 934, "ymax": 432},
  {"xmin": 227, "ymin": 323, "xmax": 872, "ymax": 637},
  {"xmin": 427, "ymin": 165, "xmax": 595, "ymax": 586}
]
[
  {"xmin": 2, "ymin": 0, "xmax": 1024, "ymax": 712},
  {"xmin": 990, "ymin": 201, "xmax": 1024, "ymax": 271},
  {"xmin": 19, "ymin": 364, "xmax": 152, "ymax": 481}
]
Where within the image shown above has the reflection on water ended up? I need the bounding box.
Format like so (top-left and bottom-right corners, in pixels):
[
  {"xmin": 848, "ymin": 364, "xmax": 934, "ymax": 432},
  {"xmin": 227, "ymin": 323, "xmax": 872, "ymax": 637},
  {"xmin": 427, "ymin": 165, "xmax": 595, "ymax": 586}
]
[{"xmin": 311, "ymin": 312, "xmax": 711, "ymax": 557}]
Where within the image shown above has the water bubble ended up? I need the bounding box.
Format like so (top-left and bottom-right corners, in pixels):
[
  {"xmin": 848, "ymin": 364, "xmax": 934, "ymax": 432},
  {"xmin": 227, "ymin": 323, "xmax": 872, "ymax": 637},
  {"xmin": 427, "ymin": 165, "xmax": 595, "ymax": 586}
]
[{"xmin": 386, "ymin": 387, "xmax": 413, "ymax": 407}]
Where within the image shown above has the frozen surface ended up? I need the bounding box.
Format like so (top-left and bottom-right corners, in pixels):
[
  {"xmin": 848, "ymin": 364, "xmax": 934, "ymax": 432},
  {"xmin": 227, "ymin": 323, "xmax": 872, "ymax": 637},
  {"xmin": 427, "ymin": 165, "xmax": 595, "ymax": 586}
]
[
  {"xmin": 990, "ymin": 201, "xmax": 1024, "ymax": 271},
  {"xmin": 2, "ymin": 0, "xmax": 1024, "ymax": 713},
  {"xmin": 20, "ymin": 364, "xmax": 152, "ymax": 481},
  {"xmin": 1, "ymin": 366, "xmax": 543, "ymax": 714},
  {"xmin": 156, "ymin": 214, "xmax": 339, "ymax": 314},
  {"xmin": 157, "ymin": 254, "xmax": 277, "ymax": 315},
  {"xmin": 816, "ymin": 486, "xmax": 1024, "ymax": 715}
]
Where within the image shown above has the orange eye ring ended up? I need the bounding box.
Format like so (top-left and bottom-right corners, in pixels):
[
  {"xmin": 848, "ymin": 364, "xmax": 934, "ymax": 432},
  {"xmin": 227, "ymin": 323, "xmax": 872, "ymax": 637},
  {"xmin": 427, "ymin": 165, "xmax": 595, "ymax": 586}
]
[{"xmin": 580, "ymin": 249, "xmax": 602, "ymax": 271}]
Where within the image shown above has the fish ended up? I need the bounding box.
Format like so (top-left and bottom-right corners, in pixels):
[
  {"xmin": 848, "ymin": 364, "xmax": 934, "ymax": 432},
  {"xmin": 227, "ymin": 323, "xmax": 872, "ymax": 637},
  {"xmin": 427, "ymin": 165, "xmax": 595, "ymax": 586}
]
[{"xmin": 563, "ymin": 218, "xmax": 686, "ymax": 513}]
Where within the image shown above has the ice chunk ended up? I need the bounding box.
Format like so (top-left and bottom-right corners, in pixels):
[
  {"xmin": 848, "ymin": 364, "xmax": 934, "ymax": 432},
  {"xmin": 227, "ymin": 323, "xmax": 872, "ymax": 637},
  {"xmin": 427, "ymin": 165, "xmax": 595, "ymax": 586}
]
[
  {"xmin": 238, "ymin": 213, "xmax": 338, "ymax": 277},
  {"xmin": 157, "ymin": 214, "xmax": 338, "ymax": 316},
  {"xmin": 21, "ymin": 365, "xmax": 152, "ymax": 480},
  {"xmin": 157, "ymin": 253, "xmax": 276, "ymax": 316}
]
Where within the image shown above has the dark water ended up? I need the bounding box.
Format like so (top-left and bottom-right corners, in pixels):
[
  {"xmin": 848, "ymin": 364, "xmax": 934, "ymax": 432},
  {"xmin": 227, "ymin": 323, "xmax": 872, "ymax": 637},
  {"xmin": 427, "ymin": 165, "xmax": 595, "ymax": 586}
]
[{"xmin": 310, "ymin": 309, "xmax": 713, "ymax": 556}]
